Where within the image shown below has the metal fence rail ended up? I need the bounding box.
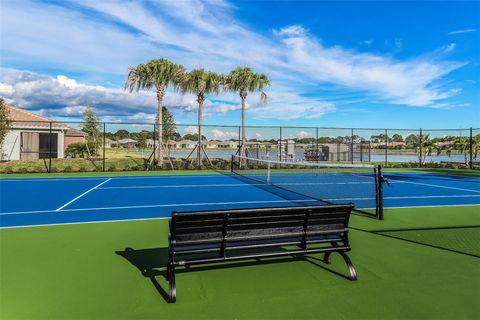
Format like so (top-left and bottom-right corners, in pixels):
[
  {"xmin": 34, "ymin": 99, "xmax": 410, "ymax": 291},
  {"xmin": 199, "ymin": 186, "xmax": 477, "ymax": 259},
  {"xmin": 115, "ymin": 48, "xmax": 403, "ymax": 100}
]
[{"xmin": 0, "ymin": 120, "xmax": 478, "ymax": 173}]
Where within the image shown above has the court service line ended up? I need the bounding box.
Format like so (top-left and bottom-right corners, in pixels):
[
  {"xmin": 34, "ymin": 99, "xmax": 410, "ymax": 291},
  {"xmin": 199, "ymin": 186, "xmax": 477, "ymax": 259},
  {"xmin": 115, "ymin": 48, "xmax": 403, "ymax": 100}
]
[
  {"xmin": 55, "ymin": 178, "xmax": 112, "ymax": 212},
  {"xmin": 387, "ymin": 178, "xmax": 480, "ymax": 194},
  {"xmin": 98, "ymin": 181, "xmax": 375, "ymax": 190}
]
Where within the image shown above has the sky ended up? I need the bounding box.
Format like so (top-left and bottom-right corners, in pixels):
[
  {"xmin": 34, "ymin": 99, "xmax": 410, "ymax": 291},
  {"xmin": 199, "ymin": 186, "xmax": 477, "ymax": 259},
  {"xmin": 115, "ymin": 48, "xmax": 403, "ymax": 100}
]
[{"xmin": 0, "ymin": 0, "xmax": 479, "ymax": 130}]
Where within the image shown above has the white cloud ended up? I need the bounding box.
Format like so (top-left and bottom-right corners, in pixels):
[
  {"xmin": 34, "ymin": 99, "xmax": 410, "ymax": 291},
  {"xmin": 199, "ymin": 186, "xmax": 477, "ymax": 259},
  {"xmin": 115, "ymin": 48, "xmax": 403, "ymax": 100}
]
[
  {"xmin": 184, "ymin": 126, "xmax": 198, "ymax": 135},
  {"xmin": 211, "ymin": 129, "xmax": 237, "ymax": 139},
  {"xmin": 297, "ymin": 131, "xmax": 312, "ymax": 138},
  {"xmin": 275, "ymin": 25, "xmax": 465, "ymax": 107},
  {"xmin": 0, "ymin": 0, "xmax": 468, "ymax": 120},
  {"xmin": 448, "ymin": 28, "xmax": 477, "ymax": 35}
]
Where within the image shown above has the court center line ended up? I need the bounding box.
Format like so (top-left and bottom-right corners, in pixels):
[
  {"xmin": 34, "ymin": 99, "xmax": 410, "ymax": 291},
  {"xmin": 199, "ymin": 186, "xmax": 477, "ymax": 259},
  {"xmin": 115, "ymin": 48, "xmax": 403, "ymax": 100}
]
[
  {"xmin": 55, "ymin": 178, "xmax": 111, "ymax": 212},
  {"xmin": 387, "ymin": 177, "xmax": 480, "ymax": 194}
]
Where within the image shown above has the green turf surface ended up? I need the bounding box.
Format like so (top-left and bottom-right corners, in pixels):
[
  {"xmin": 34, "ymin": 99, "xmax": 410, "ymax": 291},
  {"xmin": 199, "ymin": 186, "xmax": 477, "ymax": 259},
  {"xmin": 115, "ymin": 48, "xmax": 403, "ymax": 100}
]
[{"xmin": 1, "ymin": 206, "xmax": 479, "ymax": 319}]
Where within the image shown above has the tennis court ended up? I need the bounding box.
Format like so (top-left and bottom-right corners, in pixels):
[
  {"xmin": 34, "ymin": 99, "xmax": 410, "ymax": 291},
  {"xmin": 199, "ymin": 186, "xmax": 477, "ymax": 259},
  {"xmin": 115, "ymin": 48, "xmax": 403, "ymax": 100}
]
[
  {"xmin": 1, "ymin": 169, "xmax": 479, "ymax": 319},
  {"xmin": 1, "ymin": 170, "xmax": 479, "ymax": 228}
]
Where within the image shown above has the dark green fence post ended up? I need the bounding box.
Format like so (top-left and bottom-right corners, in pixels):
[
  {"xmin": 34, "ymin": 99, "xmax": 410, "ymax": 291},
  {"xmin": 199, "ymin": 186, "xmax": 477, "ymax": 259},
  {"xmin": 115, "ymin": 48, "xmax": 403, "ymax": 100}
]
[
  {"xmin": 153, "ymin": 123, "xmax": 156, "ymax": 166},
  {"xmin": 351, "ymin": 129, "xmax": 354, "ymax": 164},
  {"xmin": 49, "ymin": 121, "xmax": 52, "ymax": 173},
  {"xmin": 419, "ymin": 128, "xmax": 423, "ymax": 168},
  {"xmin": 316, "ymin": 127, "xmax": 319, "ymax": 163},
  {"xmin": 470, "ymin": 127, "xmax": 473, "ymax": 169},
  {"xmin": 279, "ymin": 127, "xmax": 283, "ymax": 162},
  {"xmin": 102, "ymin": 122, "xmax": 106, "ymax": 172},
  {"xmin": 384, "ymin": 129, "xmax": 388, "ymax": 166}
]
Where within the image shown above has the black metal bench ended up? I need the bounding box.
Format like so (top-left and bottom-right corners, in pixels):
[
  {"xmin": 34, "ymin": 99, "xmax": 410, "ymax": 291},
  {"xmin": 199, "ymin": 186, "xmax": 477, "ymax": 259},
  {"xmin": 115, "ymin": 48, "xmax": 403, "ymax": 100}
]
[{"xmin": 167, "ymin": 204, "xmax": 357, "ymax": 303}]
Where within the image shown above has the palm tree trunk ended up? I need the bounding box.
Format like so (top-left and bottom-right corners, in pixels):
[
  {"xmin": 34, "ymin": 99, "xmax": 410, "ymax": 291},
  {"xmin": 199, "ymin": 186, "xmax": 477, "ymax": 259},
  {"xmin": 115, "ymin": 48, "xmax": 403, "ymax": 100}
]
[
  {"xmin": 241, "ymin": 92, "xmax": 247, "ymax": 158},
  {"xmin": 156, "ymin": 86, "xmax": 165, "ymax": 167},
  {"xmin": 197, "ymin": 96, "xmax": 203, "ymax": 168}
]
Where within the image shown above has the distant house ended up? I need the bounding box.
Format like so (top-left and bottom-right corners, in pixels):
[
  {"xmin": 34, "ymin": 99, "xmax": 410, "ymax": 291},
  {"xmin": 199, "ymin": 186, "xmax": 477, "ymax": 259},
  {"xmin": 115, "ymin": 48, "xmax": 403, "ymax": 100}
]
[
  {"xmin": 115, "ymin": 138, "xmax": 137, "ymax": 148},
  {"xmin": 206, "ymin": 140, "xmax": 238, "ymax": 149},
  {"xmin": 176, "ymin": 140, "xmax": 196, "ymax": 149},
  {"xmin": 0, "ymin": 104, "xmax": 82, "ymax": 160}
]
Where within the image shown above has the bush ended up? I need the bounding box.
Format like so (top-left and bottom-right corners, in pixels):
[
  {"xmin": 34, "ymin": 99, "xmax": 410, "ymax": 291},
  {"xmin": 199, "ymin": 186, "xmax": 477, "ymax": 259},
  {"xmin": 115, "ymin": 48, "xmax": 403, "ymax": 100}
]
[{"xmin": 108, "ymin": 164, "xmax": 117, "ymax": 172}]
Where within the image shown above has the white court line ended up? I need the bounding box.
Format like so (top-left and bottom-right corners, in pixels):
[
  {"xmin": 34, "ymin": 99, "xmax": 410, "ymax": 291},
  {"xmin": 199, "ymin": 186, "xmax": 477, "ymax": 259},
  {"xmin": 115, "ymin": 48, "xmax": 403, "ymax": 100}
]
[
  {"xmin": 4, "ymin": 194, "xmax": 480, "ymax": 217},
  {"xmin": 2, "ymin": 199, "xmax": 320, "ymax": 216},
  {"xmin": 387, "ymin": 178, "xmax": 480, "ymax": 194},
  {"xmin": 98, "ymin": 181, "xmax": 374, "ymax": 190},
  {"xmin": 55, "ymin": 178, "xmax": 111, "ymax": 211},
  {"xmin": 2, "ymin": 204, "xmax": 480, "ymax": 229}
]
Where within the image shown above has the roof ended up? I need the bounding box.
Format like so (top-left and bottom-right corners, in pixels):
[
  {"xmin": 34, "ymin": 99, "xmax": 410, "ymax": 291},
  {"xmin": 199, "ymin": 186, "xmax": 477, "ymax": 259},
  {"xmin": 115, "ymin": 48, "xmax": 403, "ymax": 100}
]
[
  {"xmin": 65, "ymin": 128, "xmax": 87, "ymax": 137},
  {"xmin": 6, "ymin": 104, "xmax": 68, "ymax": 130}
]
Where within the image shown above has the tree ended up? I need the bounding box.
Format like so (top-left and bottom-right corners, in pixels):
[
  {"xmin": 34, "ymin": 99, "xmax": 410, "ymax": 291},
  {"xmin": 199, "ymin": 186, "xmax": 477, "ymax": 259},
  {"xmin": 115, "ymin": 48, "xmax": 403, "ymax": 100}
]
[
  {"xmin": 125, "ymin": 58, "xmax": 185, "ymax": 166},
  {"xmin": 65, "ymin": 142, "xmax": 88, "ymax": 158},
  {"xmin": 114, "ymin": 129, "xmax": 130, "ymax": 140},
  {"xmin": 392, "ymin": 134, "xmax": 404, "ymax": 142},
  {"xmin": 447, "ymin": 136, "xmax": 472, "ymax": 165},
  {"xmin": 181, "ymin": 69, "xmax": 223, "ymax": 166},
  {"xmin": 224, "ymin": 67, "xmax": 270, "ymax": 159},
  {"xmin": 0, "ymin": 97, "xmax": 11, "ymax": 160},
  {"xmin": 81, "ymin": 105, "xmax": 101, "ymax": 156},
  {"xmin": 162, "ymin": 106, "xmax": 178, "ymax": 143},
  {"xmin": 183, "ymin": 133, "xmax": 207, "ymax": 141}
]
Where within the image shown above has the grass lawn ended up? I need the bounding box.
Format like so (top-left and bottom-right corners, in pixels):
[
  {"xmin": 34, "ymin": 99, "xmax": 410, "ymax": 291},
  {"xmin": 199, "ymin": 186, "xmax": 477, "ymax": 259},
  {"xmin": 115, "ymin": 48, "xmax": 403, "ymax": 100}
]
[{"xmin": 1, "ymin": 206, "xmax": 478, "ymax": 319}]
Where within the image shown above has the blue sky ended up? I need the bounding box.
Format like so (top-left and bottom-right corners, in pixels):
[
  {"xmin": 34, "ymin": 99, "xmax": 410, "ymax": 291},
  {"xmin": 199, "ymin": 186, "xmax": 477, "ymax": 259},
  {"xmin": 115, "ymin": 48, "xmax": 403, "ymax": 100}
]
[{"xmin": 0, "ymin": 0, "xmax": 478, "ymax": 129}]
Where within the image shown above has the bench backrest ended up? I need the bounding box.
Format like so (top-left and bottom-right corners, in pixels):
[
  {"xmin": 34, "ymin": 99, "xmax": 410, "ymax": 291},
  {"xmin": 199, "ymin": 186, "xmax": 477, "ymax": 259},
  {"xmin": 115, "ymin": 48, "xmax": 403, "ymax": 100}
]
[{"xmin": 170, "ymin": 204, "xmax": 354, "ymax": 257}]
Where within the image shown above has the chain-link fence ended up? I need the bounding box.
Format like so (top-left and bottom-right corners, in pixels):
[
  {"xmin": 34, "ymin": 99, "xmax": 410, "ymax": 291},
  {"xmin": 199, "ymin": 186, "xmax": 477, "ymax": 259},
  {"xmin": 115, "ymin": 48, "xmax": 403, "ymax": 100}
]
[{"xmin": 0, "ymin": 120, "xmax": 478, "ymax": 173}]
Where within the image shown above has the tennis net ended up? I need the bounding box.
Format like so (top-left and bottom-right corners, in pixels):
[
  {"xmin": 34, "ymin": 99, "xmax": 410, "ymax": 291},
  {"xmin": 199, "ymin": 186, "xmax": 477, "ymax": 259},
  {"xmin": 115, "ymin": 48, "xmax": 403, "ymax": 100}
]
[{"xmin": 231, "ymin": 155, "xmax": 384, "ymax": 219}]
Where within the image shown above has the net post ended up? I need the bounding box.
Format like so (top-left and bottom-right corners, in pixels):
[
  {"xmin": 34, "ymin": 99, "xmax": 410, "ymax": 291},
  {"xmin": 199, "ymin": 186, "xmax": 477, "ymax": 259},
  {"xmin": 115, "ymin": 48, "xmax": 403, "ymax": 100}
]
[
  {"xmin": 376, "ymin": 164, "xmax": 384, "ymax": 220},
  {"xmin": 469, "ymin": 127, "xmax": 473, "ymax": 169},
  {"xmin": 48, "ymin": 121, "xmax": 52, "ymax": 173}
]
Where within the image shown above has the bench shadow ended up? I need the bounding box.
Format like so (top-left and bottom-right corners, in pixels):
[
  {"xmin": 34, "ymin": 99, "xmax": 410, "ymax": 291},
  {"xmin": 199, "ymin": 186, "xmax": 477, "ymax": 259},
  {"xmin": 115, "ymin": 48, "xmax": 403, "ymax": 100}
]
[
  {"xmin": 116, "ymin": 246, "xmax": 353, "ymax": 302},
  {"xmin": 115, "ymin": 247, "xmax": 170, "ymax": 302}
]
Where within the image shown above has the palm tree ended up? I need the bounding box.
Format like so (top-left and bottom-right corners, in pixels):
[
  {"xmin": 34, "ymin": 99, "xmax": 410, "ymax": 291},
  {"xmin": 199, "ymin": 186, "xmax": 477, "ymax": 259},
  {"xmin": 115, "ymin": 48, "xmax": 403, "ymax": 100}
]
[
  {"xmin": 125, "ymin": 59, "xmax": 185, "ymax": 167},
  {"xmin": 224, "ymin": 67, "xmax": 270, "ymax": 159},
  {"xmin": 180, "ymin": 69, "xmax": 223, "ymax": 167},
  {"xmin": 447, "ymin": 136, "xmax": 471, "ymax": 164}
]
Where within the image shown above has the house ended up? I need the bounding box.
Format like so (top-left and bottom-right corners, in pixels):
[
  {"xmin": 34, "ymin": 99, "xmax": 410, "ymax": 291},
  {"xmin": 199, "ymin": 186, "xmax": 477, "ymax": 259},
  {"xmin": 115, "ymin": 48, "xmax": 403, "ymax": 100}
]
[
  {"xmin": 64, "ymin": 128, "xmax": 87, "ymax": 151},
  {"xmin": 115, "ymin": 138, "xmax": 137, "ymax": 148},
  {"xmin": 176, "ymin": 140, "xmax": 196, "ymax": 149},
  {"xmin": 1, "ymin": 104, "xmax": 72, "ymax": 160}
]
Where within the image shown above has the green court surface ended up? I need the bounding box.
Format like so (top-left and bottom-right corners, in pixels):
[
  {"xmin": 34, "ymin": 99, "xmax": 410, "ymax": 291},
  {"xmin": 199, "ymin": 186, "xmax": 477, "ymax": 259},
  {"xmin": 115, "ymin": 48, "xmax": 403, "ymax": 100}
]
[{"xmin": 1, "ymin": 206, "xmax": 479, "ymax": 319}]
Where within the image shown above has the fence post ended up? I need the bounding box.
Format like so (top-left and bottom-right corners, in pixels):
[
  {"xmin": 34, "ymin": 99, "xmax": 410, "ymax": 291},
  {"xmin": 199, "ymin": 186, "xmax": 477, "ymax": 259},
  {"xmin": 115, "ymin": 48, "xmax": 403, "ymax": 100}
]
[
  {"xmin": 49, "ymin": 121, "xmax": 52, "ymax": 173},
  {"xmin": 384, "ymin": 129, "xmax": 388, "ymax": 166},
  {"xmin": 351, "ymin": 129, "xmax": 354, "ymax": 164},
  {"xmin": 279, "ymin": 127, "xmax": 282, "ymax": 162},
  {"xmin": 419, "ymin": 128, "xmax": 423, "ymax": 168},
  {"xmin": 102, "ymin": 122, "xmax": 106, "ymax": 172},
  {"xmin": 153, "ymin": 123, "xmax": 156, "ymax": 166},
  {"xmin": 316, "ymin": 127, "xmax": 319, "ymax": 163},
  {"xmin": 470, "ymin": 127, "xmax": 473, "ymax": 169}
]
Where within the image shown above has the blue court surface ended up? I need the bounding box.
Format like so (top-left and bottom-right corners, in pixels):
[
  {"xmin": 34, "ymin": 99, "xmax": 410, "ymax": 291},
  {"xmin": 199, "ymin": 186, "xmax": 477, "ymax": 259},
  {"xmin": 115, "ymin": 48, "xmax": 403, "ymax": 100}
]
[{"xmin": 1, "ymin": 171, "xmax": 479, "ymax": 228}]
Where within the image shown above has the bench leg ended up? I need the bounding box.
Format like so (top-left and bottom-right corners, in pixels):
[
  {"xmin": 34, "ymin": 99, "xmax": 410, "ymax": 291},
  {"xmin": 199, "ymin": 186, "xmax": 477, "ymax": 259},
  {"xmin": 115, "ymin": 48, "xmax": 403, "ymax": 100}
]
[
  {"xmin": 167, "ymin": 264, "xmax": 177, "ymax": 303},
  {"xmin": 339, "ymin": 252, "xmax": 357, "ymax": 281}
]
